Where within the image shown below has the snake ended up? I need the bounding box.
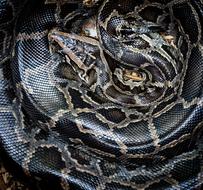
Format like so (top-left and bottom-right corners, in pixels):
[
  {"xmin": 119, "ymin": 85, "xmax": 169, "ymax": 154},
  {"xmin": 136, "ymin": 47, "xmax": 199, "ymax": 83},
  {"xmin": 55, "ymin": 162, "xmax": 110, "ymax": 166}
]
[{"xmin": 0, "ymin": 0, "xmax": 203, "ymax": 189}]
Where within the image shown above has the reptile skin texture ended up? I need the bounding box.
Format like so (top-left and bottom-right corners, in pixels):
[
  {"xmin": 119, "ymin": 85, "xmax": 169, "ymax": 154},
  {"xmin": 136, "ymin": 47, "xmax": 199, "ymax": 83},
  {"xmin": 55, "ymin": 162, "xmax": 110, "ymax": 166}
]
[{"xmin": 0, "ymin": 0, "xmax": 203, "ymax": 190}]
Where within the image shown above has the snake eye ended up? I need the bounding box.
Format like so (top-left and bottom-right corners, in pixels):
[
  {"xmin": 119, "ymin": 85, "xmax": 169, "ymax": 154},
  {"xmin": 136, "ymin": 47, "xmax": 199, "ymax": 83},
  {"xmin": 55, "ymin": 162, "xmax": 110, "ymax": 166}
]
[
  {"xmin": 161, "ymin": 32, "xmax": 176, "ymax": 47},
  {"xmin": 83, "ymin": 29, "xmax": 90, "ymax": 36},
  {"xmin": 83, "ymin": 0, "xmax": 94, "ymax": 7}
]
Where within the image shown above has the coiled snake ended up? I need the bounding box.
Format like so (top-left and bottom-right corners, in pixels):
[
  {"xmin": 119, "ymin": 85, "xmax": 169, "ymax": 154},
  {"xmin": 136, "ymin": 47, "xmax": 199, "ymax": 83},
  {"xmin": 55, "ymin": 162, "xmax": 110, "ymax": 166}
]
[{"xmin": 0, "ymin": 0, "xmax": 203, "ymax": 189}]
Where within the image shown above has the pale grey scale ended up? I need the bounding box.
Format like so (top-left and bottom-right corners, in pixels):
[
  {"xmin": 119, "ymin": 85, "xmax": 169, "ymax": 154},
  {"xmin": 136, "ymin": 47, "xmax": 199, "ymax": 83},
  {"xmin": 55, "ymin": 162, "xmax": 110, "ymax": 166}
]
[{"xmin": 13, "ymin": 50, "xmax": 68, "ymax": 120}]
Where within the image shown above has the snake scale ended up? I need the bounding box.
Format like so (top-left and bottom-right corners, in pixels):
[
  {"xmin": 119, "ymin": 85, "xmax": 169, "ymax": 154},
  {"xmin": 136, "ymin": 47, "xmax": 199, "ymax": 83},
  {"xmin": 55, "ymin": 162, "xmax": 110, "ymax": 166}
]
[{"xmin": 0, "ymin": 0, "xmax": 203, "ymax": 189}]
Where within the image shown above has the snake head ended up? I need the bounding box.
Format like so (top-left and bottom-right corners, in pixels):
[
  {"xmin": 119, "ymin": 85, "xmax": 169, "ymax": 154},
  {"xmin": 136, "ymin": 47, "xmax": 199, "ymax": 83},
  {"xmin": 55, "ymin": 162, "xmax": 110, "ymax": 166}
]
[{"xmin": 48, "ymin": 29, "xmax": 100, "ymax": 87}]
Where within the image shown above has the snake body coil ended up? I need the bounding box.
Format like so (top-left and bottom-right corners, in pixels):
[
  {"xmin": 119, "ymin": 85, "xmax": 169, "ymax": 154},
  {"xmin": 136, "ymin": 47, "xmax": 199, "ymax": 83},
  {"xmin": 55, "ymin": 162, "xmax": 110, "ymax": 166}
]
[{"xmin": 0, "ymin": 0, "xmax": 203, "ymax": 189}]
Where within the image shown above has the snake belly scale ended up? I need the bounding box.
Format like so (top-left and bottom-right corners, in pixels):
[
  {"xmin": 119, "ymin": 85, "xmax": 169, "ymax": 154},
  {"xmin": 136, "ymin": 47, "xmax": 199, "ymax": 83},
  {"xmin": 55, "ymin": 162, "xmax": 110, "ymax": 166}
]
[{"xmin": 0, "ymin": 0, "xmax": 203, "ymax": 189}]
